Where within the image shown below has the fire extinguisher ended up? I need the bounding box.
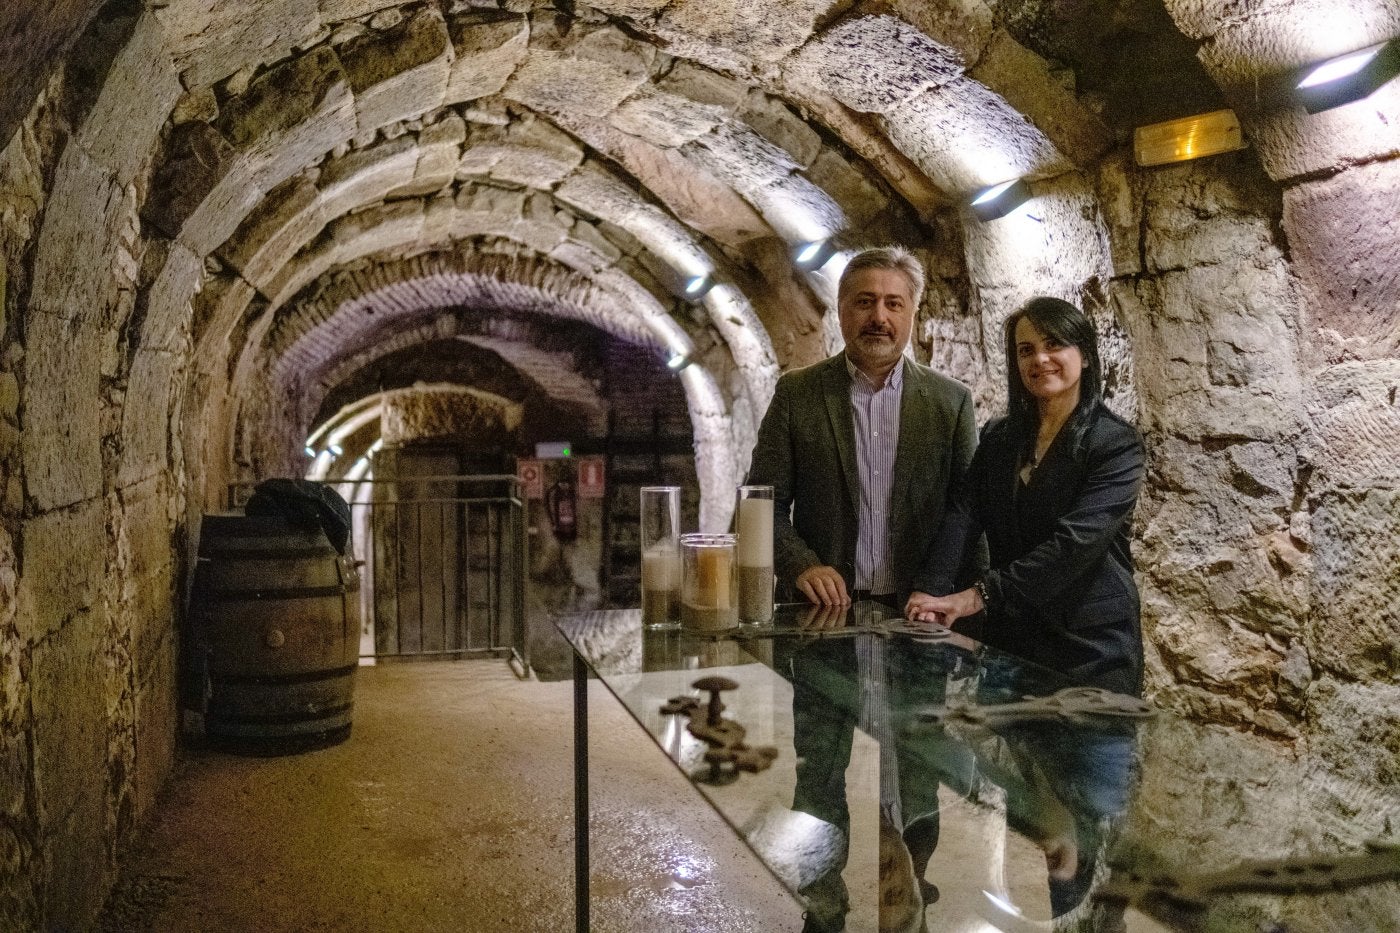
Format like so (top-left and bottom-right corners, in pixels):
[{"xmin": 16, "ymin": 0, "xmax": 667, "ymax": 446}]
[{"xmin": 545, "ymin": 477, "xmax": 578, "ymax": 543}]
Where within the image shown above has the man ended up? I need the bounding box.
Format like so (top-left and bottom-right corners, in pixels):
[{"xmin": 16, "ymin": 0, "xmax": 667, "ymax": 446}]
[{"xmin": 747, "ymin": 246, "xmax": 978, "ymax": 608}]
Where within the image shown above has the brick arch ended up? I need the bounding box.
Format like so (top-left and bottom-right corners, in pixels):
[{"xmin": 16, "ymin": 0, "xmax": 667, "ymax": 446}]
[{"xmin": 228, "ymin": 249, "xmax": 742, "ymax": 533}]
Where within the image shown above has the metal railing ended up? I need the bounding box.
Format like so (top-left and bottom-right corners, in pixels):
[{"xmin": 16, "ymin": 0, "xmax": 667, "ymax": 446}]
[{"xmin": 227, "ymin": 475, "xmax": 527, "ymax": 673}]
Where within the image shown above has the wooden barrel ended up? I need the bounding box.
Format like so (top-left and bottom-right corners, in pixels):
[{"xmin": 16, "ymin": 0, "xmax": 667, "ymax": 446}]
[{"xmin": 188, "ymin": 512, "xmax": 360, "ymax": 753}]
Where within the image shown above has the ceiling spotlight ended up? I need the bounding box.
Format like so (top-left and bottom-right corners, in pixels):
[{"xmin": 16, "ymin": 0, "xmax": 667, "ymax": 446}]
[
  {"xmin": 969, "ymin": 177, "xmax": 1032, "ymax": 222},
  {"xmin": 328, "ymin": 444, "xmax": 344, "ymax": 457},
  {"xmin": 794, "ymin": 239, "xmax": 836, "ymax": 270},
  {"xmin": 683, "ymin": 275, "xmax": 714, "ymax": 299},
  {"xmin": 1134, "ymin": 109, "xmax": 1246, "ymax": 167},
  {"xmin": 1295, "ymin": 39, "xmax": 1400, "ymax": 113}
]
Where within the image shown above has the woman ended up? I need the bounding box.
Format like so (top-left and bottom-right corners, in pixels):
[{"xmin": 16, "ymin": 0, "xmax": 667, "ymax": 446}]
[{"xmin": 905, "ymin": 297, "xmax": 1146, "ymax": 695}]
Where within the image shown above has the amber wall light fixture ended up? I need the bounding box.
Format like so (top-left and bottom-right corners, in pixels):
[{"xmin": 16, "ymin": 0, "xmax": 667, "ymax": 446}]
[
  {"xmin": 969, "ymin": 178, "xmax": 1032, "ymax": 222},
  {"xmin": 1134, "ymin": 109, "xmax": 1245, "ymax": 167},
  {"xmin": 1295, "ymin": 39, "xmax": 1400, "ymax": 113}
]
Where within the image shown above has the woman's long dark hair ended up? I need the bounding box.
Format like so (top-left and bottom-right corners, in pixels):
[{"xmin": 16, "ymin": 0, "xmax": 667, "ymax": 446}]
[{"xmin": 1003, "ymin": 296, "xmax": 1104, "ymax": 457}]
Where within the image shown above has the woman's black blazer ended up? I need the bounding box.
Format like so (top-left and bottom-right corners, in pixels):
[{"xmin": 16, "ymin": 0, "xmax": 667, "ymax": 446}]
[{"xmin": 914, "ymin": 404, "xmax": 1146, "ymax": 694}]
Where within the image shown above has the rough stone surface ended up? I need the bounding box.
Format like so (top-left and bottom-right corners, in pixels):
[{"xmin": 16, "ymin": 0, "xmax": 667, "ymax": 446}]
[
  {"xmin": 154, "ymin": 0, "xmax": 320, "ymax": 89},
  {"xmin": 738, "ymin": 91, "xmax": 821, "ymax": 168},
  {"xmin": 1306, "ymin": 360, "xmax": 1400, "ymax": 493},
  {"xmin": 142, "ymin": 122, "xmax": 237, "ymax": 241},
  {"xmin": 504, "ymin": 48, "xmax": 650, "ymax": 119},
  {"xmin": 805, "ymin": 147, "xmax": 890, "ymax": 229},
  {"xmin": 1306, "ymin": 676, "xmax": 1400, "ymax": 791},
  {"xmin": 16, "ymin": 500, "xmax": 106, "ymax": 644},
  {"xmin": 1120, "ymin": 268, "xmax": 1303, "ymax": 442},
  {"xmin": 139, "ymin": 239, "xmax": 204, "ymax": 355},
  {"xmin": 684, "ymin": 122, "xmax": 801, "ymax": 198},
  {"xmin": 23, "ymin": 314, "xmax": 103, "ymax": 511},
  {"xmin": 966, "ymin": 29, "xmax": 1112, "ymax": 169},
  {"xmin": 444, "ymin": 9, "xmax": 529, "ymax": 104},
  {"xmin": 485, "ymin": 117, "xmax": 584, "ymax": 189},
  {"xmin": 885, "ymin": 77, "xmax": 1071, "ymax": 195},
  {"xmin": 609, "ymin": 88, "xmax": 729, "ymax": 148},
  {"xmin": 786, "ymin": 14, "xmax": 963, "ymax": 112},
  {"xmin": 380, "ymin": 385, "xmax": 523, "ymax": 446},
  {"xmin": 117, "ymin": 351, "xmax": 181, "ymax": 488},
  {"xmin": 318, "ymin": 133, "xmax": 418, "ymax": 215},
  {"xmin": 31, "ymin": 609, "xmax": 110, "ymax": 931},
  {"xmin": 339, "ymin": 8, "xmax": 451, "ymax": 132},
  {"xmin": 1284, "ymin": 160, "xmax": 1400, "ymax": 357},
  {"xmin": 653, "ymin": 0, "xmax": 831, "ymax": 64},
  {"xmin": 76, "ymin": 13, "xmax": 182, "ymax": 185},
  {"xmin": 1108, "ymin": 152, "xmax": 1304, "ymax": 448},
  {"xmin": 215, "ymin": 45, "xmax": 355, "ymax": 190},
  {"xmin": 217, "ymin": 174, "xmax": 324, "ymax": 290},
  {"xmin": 30, "ymin": 145, "xmax": 132, "ymax": 323},
  {"xmin": 593, "ymin": 135, "xmax": 771, "ymax": 247},
  {"xmin": 1308, "ymin": 485, "xmax": 1400, "ymax": 680},
  {"xmin": 396, "ymin": 112, "xmax": 466, "ymax": 197}
]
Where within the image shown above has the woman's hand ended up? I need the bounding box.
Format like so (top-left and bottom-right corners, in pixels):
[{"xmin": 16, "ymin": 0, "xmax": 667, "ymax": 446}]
[{"xmin": 904, "ymin": 587, "xmax": 984, "ymax": 625}]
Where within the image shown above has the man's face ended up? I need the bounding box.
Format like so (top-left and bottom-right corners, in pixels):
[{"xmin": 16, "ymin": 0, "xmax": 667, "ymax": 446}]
[{"xmin": 837, "ymin": 267, "xmax": 916, "ymax": 375}]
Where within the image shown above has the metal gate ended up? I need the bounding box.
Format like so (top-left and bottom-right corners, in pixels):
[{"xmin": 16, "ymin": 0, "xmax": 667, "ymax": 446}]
[{"xmin": 227, "ymin": 475, "xmax": 527, "ymax": 671}]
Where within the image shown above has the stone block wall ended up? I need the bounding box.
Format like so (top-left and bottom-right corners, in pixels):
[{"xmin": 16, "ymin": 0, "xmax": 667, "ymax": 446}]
[{"xmin": 0, "ymin": 62, "xmax": 185, "ymax": 933}]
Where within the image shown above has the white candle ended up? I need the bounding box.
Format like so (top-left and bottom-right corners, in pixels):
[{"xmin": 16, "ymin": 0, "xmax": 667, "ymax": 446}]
[
  {"xmin": 642, "ymin": 543, "xmax": 679, "ymax": 588},
  {"xmin": 736, "ymin": 496, "xmax": 773, "ymax": 567}
]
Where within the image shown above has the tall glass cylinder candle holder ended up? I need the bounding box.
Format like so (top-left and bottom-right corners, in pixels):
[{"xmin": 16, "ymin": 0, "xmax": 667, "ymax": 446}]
[
  {"xmin": 735, "ymin": 485, "xmax": 774, "ymax": 623},
  {"xmin": 680, "ymin": 533, "xmax": 738, "ymax": 632},
  {"xmin": 639, "ymin": 486, "xmax": 681, "ymax": 629}
]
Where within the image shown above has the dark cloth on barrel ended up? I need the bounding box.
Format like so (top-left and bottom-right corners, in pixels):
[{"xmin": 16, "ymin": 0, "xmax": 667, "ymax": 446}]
[{"xmin": 245, "ymin": 478, "xmax": 352, "ymax": 555}]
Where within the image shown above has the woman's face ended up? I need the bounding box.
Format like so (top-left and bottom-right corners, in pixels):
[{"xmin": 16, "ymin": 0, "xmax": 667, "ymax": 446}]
[{"xmin": 1015, "ymin": 316, "xmax": 1084, "ymax": 405}]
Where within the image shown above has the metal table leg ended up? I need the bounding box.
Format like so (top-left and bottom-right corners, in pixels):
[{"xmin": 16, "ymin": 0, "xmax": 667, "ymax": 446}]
[{"xmin": 573, "ymin": 651, "xmax": 589, "ymax": 932}]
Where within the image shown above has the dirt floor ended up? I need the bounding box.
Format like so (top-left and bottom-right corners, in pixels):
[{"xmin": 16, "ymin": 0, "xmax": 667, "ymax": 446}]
[{"xmin": 96, "ymin": 660, "xmax": 803, "ymax": 933}]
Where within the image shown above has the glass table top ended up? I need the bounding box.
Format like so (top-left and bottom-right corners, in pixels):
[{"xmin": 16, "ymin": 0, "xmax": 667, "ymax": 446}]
[{"xmin": 557, "ymin": 602, "xmax": 1400, "ymax": 933}]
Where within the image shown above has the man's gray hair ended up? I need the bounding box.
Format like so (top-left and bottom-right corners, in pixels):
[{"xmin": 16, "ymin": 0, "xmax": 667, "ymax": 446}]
[{"xmin": 838, "ymin": 246, "xmax": 926, "ymax": 308}]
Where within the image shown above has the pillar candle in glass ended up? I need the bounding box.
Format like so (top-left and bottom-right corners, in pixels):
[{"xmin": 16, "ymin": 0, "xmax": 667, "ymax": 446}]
[
  {"xmin": 639, "ymin": 486, "xmax": 681, "ymax": 629},
  {"xmin": 735, "ymin": 485, "xmax": 774, "ymax": 623},
  {"xmin": 680, "ymin": 533, "xmax": 738, "ymax": 632}
]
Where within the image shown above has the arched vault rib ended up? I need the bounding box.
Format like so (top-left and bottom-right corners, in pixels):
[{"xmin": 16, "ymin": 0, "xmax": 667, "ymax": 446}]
[
  {"xmin": 27, "ymin": 0, "xmax": 1132, "ymax": 532},
  {"xmin": 213, "ymin": 150, "xmax": 780, "ymax": 437},
  {"xmin": 235, "ymin": 249, "xmax": 741, "ymax": 532}
]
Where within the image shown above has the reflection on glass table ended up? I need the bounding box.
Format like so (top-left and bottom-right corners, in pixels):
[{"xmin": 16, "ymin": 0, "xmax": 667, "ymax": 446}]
[{"xmin": 557, "ymin": 601, "xmax": 1400, "ymax": 933}]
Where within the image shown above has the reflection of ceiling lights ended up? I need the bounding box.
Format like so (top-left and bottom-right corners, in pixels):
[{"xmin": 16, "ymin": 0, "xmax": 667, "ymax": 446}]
[
  {"xmin": 1296, "ymin": 39, "xmax": 1400, "ymax": 113},
  {"xmin": 683, "ymin": 274, "xmax": 714, "ymax": 300},
  {"xmin": 666, "ymin": 351, "xmax": 694, "ymax": 371},
  {"xmin": 1134, "ymin": 109, "xmax": 1246, "ymax": 166},
  {"xmin": 969, "ymin": 178, "xmax": 1032, "ymax": 222},
  {"xmin": 793, "ymin": 239, "xmax": 836, "ymax": 270}
]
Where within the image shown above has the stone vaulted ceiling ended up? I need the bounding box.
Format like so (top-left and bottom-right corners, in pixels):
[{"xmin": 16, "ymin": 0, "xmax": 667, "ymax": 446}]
[{"xmin": 5, "ymin": 0, "xmax": 1400, "ymax": 534}]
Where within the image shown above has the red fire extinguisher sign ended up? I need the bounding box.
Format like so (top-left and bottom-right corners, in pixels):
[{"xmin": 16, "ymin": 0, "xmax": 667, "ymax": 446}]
[{"xmin": 577, "ymin": 457, "xmax": 606, "ymax": 499}]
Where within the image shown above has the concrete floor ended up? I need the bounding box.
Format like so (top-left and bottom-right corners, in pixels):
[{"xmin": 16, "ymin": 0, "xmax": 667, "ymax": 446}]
[{"xmin": 97, "ymin": 660, "xmax": 803, "ymax": 933}]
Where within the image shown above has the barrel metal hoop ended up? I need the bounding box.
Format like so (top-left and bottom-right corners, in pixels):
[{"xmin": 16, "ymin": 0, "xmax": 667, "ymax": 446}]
[
  {"xmin": 202, "ymin": 584, "xmax": 352, "ymax": 601},
  {"xmin": 212, "ymin": 664, "xmax": 359, "ymax": 687},
  {"xmin": 199, "ymin": 546, "xmax": 338, "ymax": 560},
  {"xmin": 206, "ymin": 702, "xmax": 354, "ymax": 726}
]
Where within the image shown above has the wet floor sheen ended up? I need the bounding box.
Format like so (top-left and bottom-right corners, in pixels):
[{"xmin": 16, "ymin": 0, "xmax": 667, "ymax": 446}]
[{"xmin": 98, "ymin": 660, "xmax": 802, "ymax": 933}]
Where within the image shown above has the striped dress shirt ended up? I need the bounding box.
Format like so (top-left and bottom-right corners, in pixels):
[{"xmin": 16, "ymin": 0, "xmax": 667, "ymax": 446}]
[{"xmin": 846, "ymin": 354, "xmax": 903, "ymax": 594}]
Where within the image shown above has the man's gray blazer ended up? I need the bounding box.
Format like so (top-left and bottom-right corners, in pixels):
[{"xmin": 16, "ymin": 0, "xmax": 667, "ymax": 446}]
[{"xmin": 746, "ymin": 353, "xmax": 978, "ymax": 602}]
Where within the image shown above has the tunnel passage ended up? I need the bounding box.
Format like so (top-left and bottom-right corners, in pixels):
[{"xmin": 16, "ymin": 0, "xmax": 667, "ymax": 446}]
[{"xmin": 2, "ymin": 0, "xmax": 1400, "ymax": 930}]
